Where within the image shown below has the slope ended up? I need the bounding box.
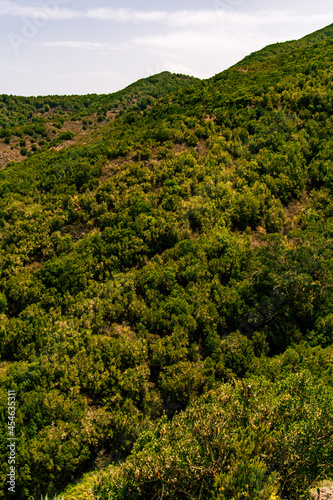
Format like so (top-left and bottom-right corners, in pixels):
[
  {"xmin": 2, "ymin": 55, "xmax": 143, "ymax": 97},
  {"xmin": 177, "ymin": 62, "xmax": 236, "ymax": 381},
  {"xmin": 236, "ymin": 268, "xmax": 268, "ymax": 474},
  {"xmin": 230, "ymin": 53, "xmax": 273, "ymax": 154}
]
[
  {"xmin": 235, "ymin": 22, "xmax": 333, "ymax": 66},
  {"xmin": 0, "ymin": 71, "xmax": 197, "ymax": 168},
  {"xmin": 0, "ymin": 24, "xmax": 333, "ymax": 500}
]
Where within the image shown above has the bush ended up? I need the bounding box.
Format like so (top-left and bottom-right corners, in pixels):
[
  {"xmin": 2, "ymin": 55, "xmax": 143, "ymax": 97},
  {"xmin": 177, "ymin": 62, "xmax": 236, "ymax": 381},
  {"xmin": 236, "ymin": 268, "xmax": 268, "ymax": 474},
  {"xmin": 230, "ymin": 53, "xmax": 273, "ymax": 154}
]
[{"xmin": 94, "ymin": 372, "xmax": 333, "ymax": 500}]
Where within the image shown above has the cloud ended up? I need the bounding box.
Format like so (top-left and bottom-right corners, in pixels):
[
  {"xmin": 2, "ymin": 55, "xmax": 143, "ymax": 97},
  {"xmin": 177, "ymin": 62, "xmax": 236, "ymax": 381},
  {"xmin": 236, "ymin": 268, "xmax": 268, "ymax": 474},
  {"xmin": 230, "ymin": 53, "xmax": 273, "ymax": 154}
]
[
  {"xmin": 133, "ymin": 30, "xmax": 269, "ymax": 53},
  {"xmin": 162, "ymin": 62, "xmax": 196, "ymax": 75},
  {"xmin": 0, "ymin": 3, "xmax": 168, "ymax": 22},
  {"xmin": 81, "ymin": 8, "xmax": 333, "ymax": 28},
  {"xmin": 212, "ymin": 10, "xmax": 333, "ymax": 27},
  {"xmin": 32, "ymin": 40, "xmax": 121, "ymax": 53},
  {"xmin": 85, "ymin": 8, "xmax": 167, "ymax": 23},
  {"xmin": 0, "ymin": 2, "xmax": 332, "ymax": 29},
  {"xmin": 0, "ymin": 0, "xmax": 78, "ymax": 20}
]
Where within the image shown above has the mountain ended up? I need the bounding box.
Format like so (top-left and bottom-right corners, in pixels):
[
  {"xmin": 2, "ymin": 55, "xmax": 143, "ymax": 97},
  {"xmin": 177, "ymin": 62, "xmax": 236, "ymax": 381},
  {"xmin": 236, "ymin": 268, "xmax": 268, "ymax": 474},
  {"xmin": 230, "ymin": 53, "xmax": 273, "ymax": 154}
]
[
  {"xmin": 0, "ymin": 71, "xmax": 197, "ymax": 168},
  {"xmin": 1, "ymin": 25, "xmax": 333, "ymax": 500}
]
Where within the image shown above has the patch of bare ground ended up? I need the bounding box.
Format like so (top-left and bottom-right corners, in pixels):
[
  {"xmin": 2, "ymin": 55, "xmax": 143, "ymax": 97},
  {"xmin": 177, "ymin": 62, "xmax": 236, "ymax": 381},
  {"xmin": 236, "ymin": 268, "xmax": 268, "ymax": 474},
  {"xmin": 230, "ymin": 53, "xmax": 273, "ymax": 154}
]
[
  {"xmin": 106, "ymin": 110, "xmax": 119, "ymax": 120},
  {"xmin": 62, "ymin": 120, "xmax": 85, "ymax": 135},
  {"xmin": 65, "ymin": 221, "xmax": 96, "ymax": 243},
  {"xmin": 0, "ymin": 144, "xmax": 25, "ymax": 169},
  {"xmin": 100, "ymin": 153, "xmax": 135, "ymax": 182},
  {"xmin": 49, "ymin": 120, "xmax": 102, "ymax": 151},
  {"xmin": 25, "ymin": 261, "xmax": 43, "ymax": 273},
  {"xmin": 284, "ymin": 191, "xmax": 307, "ymax": 219},
  {"xmin": 53, "ymin": 139, "xmax": 76, "ymax": 151},
  {"xmin": 195, "ymin": 139, "xmax": 208, "ymax": 156},
  {"xmin": 251, "ymin": 192, "xmax": 309, "ymax": 249},
  {"xmin": 172, "ymin": 140, "xmax": 208, "ymax": 156},
  {"xmin": 172, "ymin": 143, "xmax": 188, "ymax": 155},
  {"xmin": 310, "ymin": 482, "xmax": 333, "ymax": 499},
  {"xmin": 282, "ymin": 190, "xmax": 308, "ymax": 234},
  {"xmin": 251, "ymin": 226, "xmax": 267, "ymax": 249}
]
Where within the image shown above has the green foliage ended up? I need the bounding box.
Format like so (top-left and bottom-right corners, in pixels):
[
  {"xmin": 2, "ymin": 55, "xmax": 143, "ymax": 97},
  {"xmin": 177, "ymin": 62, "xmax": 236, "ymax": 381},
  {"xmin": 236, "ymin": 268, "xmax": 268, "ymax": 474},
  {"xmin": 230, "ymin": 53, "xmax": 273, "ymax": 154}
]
[
  {"xmin": 0, "ymin": 72, "xmax": 197, "ymax": 166},
  {"xmin": 214, "ymin": 457, "xmax": 279, "ymax": 500},
  {"xmin": 1, "ymin": 24, "xmax": 333, "ymax": 500},
  {"xmin": 93, "ymin": 371, "xmax": 333, "ymax": 500}
]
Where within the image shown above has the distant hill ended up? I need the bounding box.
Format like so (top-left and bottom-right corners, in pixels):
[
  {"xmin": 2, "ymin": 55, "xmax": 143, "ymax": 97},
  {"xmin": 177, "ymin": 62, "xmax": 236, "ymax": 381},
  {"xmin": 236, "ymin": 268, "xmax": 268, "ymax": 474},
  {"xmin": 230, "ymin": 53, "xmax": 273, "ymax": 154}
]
[
  {"xmin": 0, "ymin": 24, "xmax": 333, "ymax": 500},
  {"xmin": 0, "ymin": 71, "xmax": 197, "ymax": 168}
]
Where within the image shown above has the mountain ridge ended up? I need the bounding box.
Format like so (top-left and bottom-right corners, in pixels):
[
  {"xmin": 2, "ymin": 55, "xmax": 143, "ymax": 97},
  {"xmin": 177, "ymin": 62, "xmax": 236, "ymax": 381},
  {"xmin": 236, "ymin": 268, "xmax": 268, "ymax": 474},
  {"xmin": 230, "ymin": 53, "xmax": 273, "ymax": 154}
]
[{"xmin": 0, "ymin": 71, "xmax": 197, "ymax": 168}]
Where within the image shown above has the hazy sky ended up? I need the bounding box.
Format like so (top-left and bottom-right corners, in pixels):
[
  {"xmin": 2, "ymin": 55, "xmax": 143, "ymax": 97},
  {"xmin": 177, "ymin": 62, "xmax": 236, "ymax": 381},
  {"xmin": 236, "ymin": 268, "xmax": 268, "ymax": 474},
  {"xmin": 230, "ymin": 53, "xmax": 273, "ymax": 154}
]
[{"xmin": 0, "ymin": 0, "xmax": 332, "ymax": 96}]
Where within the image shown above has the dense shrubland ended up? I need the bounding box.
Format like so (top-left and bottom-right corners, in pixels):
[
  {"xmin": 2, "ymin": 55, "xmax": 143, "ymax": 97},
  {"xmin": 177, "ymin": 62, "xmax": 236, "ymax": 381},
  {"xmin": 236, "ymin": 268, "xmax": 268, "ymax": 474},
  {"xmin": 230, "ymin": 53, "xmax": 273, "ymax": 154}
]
[
  {"xmin": 0, "ymin": 72, "xmax": 196, "ymax": 165},
  {"xmin": 1, "ymin": 24, "xmax": 333, "ymax": 500}
]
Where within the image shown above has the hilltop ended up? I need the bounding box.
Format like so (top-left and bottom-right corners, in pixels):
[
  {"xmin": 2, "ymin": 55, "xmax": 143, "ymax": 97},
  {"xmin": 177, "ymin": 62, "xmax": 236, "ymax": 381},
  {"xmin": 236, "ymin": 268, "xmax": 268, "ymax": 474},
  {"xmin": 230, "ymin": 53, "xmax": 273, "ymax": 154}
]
[
  {"xmin": 0, "ymin": 71, "xmax": 197, "ymax": 168},
  {"xmin": 0, "ymin": 24, "xmax": 333, "ymax": 500}
]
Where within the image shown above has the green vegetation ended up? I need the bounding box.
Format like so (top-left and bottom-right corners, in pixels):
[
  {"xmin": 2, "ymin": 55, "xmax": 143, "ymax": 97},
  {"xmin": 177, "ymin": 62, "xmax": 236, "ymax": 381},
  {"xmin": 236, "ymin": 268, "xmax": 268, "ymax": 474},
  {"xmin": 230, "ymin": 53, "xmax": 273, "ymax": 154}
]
[
  {"xmin": 1, "ymin": 25, "xmax": 333, "ymax": 500},
  {"xmin": 0, "ymin": 72, "xmax": 197, "ymax": 167}
]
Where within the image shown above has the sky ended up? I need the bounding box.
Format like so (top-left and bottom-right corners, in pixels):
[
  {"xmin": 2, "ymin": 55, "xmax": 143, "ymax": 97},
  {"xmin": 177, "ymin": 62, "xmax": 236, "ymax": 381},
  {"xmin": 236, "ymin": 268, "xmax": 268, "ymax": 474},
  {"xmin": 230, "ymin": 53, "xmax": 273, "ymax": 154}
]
[{"xmin": 0, "ymin": 0, "xmax": 333, "ymax": 96}]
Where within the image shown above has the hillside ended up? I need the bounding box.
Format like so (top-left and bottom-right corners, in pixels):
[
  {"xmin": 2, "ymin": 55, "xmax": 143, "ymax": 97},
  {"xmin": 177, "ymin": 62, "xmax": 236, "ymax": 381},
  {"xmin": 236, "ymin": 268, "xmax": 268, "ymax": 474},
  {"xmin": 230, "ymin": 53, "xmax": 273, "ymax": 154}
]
[
  {"xmin": 0, "ymin": 72, "xmax": 197, "ymax": 168},
  {"xmin": 1, "ymin": 24, "xmax": 333, "ymax": 500}
]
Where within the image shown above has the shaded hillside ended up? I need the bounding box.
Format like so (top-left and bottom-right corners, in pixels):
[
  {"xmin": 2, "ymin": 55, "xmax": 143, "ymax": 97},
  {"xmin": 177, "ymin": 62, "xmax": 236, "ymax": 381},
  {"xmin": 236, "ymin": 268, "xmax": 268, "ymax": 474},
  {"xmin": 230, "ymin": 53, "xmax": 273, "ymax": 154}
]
[{"xmin": 0, "ymin": 24, "xmax": 333, "ymax": 500}]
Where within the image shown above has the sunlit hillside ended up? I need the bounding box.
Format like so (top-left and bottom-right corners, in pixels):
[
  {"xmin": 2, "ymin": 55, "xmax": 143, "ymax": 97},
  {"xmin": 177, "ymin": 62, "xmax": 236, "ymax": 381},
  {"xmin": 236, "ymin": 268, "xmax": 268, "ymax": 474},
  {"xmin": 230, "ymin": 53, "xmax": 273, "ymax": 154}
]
[{"xmin": 1, "ymin": 25, "xmax": 333, "ymax": 500}]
